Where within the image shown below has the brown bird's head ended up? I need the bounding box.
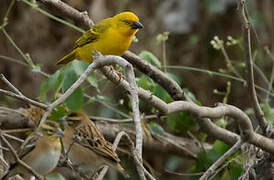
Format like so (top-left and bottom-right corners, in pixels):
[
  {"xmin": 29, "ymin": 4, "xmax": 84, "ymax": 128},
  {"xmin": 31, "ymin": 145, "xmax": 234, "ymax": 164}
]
[
  {"xmin": 40, "ymin": 120, "xmax": 64, "ymax": 139},
  {"xmin": 65, "ymin": 112, "xmax": 83, "ymax": 128}
]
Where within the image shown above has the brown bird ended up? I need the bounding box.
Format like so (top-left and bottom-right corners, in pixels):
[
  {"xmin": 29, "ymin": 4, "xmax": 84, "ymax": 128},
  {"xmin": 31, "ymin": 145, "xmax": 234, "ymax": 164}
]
[
  {"xmin": 62, "ymin": 112, "xmax": 129, "ymax": 178},
  {"xmin": 3, "ymin": 121, "xmax": 63, "ymax": 179}
]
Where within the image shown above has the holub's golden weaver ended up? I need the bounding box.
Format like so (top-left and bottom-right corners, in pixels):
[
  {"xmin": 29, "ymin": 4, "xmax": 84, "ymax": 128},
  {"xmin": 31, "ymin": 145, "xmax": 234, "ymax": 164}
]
[
  {"xmin": 3, "ymin": 121, "xmax": 63, "ymax": 179},
  {"xmin": 57, "ymin": 11, "xmax": 143, "ymax": 65},
  {"xmin": 62, "ymin": 112, "xmax": 129, "ymax": 178}
]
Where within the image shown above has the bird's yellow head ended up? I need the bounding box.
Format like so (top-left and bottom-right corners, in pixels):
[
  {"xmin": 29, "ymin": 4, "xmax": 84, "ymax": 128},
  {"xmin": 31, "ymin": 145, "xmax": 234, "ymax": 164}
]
[{"xmin": 112, "ymin": 11, "xmax": 143, "ymax": 36}]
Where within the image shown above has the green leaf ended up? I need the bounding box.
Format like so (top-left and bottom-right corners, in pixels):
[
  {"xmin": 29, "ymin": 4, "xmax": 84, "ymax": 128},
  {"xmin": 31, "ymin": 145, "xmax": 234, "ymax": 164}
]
[
  {"xmin": 206, "ymin": 0, "xmax": 225, "ymax": 14},
  {"xmin": 137, "ymin": 75, "xmax": 150, "ymax": 90},
  {"xmin": 49, "ymin": 105, "xmax": 67, "ymax": 122},
  {"xmin": 139, "ymin": 51, "xmax": 161, "ymax": 68},
  {"xmin": 149, "ymin": 121, "xmax": 166, "ymax": 135},
  {"xmin": 39, "ymin": 80, "xmax": 49, "ymax": 102},
  {"xmin": 216, "ymin": 117, "xmax": 228, "ymax": 128},
  {"xmin": 213, "ymin": 140, "xmax": 230, "ymax": 155},
  {"xmin": 167, "ymin": 112, "xmax": 196, "ymax": 133},
  {"xmin": 71, "ymin": 60, "xmax": 99, "ymax": 91},
  {"xmin": 230, "ymin": 165, "xmax": 243, "ymax": 180},
  {"xmin": 45, "ymin": 173, "xmax": 66, "ymax": 180},
  {"xmin": 62, "ymin": 66, "xmax": 84, "ymax": 111},
  {"xmin": 154, "ymin": 85, "xmax": 172, "ymax": 103},
  {"xmin": 261, "ymin": 102, "xmax": 274, "ymax": 123},
  {"xmin": 183, "ymin": 88, "xmax": 201, "ymax": 105},
  {"xmin": 165, "ymin": 72, "xmax": 181, "ymax": 86},
  {"xmin": 39, "ymin": 70, "xmax": 63, "ymax": 102},
  {"xmin": 166, "ymin": 156, "xmax": 181, "ymax": 171},
  {"xmin": 207, "ymin": 149, "xmax": 221, "ymax": 164}
]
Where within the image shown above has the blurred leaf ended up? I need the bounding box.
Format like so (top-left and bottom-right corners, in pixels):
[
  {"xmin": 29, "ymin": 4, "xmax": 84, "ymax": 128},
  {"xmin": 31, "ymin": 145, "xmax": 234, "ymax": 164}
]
[
  {"xmin": 137, "ymin": 75, "xmax": 150, "ymax": 90},
  {"xmin": 213, "ymin": 140, "xmax": 230, "ymax": 155},
  {"xmin": 165, "ymin": 72, "xmax": 181, "ymax": 86},
  {"xmin": 167, "ymin": 112, "xmax": 196, "ymax": 133},
  {"xmin": 154, "ymin": 85, "xmax": 172, "ymax": 103},
  {"xmin": 71, "ymin": 60, "xmax": 99, "ymax": 91},
  {"xmin": 221, "ymin": 168, "xmax": 230, "ymax": 180},
  {"xmin": 62, "ymin": 66, "xmax": 84, "ymax": 111},
  {"xmin": 183, "ymin": 88, "xmax": 201, "ymax": 105},
  {"xmin": 166, "ymin": 156, "xmax": 181, "ymax": 171},
  {"xmin": 189, "ymin": 35, "xmax": 199, "ymax": 48},
  {"xmin": 206, "ymin": 0, "xmax": 225, "ymax": 14},
  {"xmin": 40, "ymin": 80, "xmax": 49, "ymax": 102},
  {"xmin": 149, "ymin": 121, "xmax": 166, "ymax": 135},
  {"xmin": 137, "ymin": 75, "xmax": 155, "ymax": 92},
  {"xmin": 139, "ymin": 51, "xmax": 161, "ymax": 68},
  {"xmin": 156, "ymin": 32, "xmax": 169, "ymax": 44},
  {"xmin": 230, "ymin": 165, "xmax": 243, "ymax": 180},
  {"xmin": 49, "ymin": 105, "xmax": 67, "ymax": 122},
  {"xmin": 45, "ymin": 173, "xmax": 65, "ymax": 180},
  {"xmin": 245, "ymin": 107, "xmax": 254, "ymax": 115},
  {"xmin": 216, "ymin": 117, "xmax": 228, "ymax": 128},
  {"xmin": 39, "ymin": 70, "xmax": 63, "ymax": 102},
  {"xmin": 207, "ymin": 149, "xmax": 221, "ymax": 163},
  {"xmin": 194, "ymin": 150, "xmax": 218, "ymax": 171},
  {"xmin": 261, "ymin": 102, "xmax": 274, "ymax": 123}
]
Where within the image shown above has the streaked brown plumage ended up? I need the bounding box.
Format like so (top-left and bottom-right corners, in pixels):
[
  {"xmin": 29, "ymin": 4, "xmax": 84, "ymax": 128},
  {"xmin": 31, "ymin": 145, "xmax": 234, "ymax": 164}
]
[{"xmin": 62, "ymin": 112, "xmax": 129, "ymax": 178}]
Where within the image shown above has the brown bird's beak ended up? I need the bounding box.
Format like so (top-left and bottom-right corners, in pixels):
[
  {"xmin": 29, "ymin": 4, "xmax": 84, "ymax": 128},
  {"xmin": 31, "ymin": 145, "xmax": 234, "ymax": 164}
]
[{"xmin": 131, "ymin": 21, "xmax": 144, "ymax": 29}]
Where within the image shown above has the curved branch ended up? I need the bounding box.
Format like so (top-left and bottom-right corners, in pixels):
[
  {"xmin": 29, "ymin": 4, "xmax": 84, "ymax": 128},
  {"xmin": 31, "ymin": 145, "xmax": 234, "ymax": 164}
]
[
  {"xmin": 123, "ymin": 51, "xmax": 185, "ymax": 101},
  {"xmin": 12, "ymin": 0, "xmax": 274, "ymax": 155}
]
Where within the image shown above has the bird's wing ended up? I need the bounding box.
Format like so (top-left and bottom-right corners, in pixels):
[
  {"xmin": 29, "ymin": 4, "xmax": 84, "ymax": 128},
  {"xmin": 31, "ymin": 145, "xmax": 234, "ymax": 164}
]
[
  {"xmin": 73, "ymin": 121, "xmax": 120, "ymax": 163},
  {"xmin": 74, "ymin": 19, "xmax": 111, "ymax": 48},
  {"xmin": 18, "ymin": 131, "xmax": 41, "ymax": 158}
]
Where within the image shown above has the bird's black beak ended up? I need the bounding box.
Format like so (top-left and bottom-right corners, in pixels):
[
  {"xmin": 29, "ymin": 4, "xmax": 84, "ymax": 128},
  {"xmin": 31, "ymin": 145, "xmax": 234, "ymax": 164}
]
[{"xmin": 131, "ymin": 21, "xmax": 144, "ymax": 29}]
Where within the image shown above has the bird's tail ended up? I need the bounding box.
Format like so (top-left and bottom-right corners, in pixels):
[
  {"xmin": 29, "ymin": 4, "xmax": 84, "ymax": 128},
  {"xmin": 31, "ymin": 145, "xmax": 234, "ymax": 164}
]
[{"xmin": 56, "ymin": 50, "xmax": 77, "ymax": 65}]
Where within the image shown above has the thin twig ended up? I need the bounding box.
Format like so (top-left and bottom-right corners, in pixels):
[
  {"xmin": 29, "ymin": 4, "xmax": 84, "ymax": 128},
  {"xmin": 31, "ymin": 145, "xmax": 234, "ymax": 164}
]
[
  {"xmin": 3, "ymin": 128, "xmax": 32, "ymax": 134},
  {"xmin": 124, "ymin": 59, "xmax": 144, "ymax": 179},
  {"xmin": 96, "ymin": 131, "xmax": 127, "ymax": 180},
  {"xmin": 122, "ymin": 132, "xmax": 155, "ymax": 180},
  {"xmin": 0, "ymin": 89, "xmax": 47, "ymax": 109},
  {"xmin": 1, "ymin": 0, "xmax": 15, "ymax": 28},
  {"xmin": 0, "ymin": 74, "xmax": 23, "ymax": 96},
  {"xmin": 90, "ymin": 114, "xmax": 157, "ymax": 123},
  {"xmin": 199, "ymin": 138, "xmax": 242, "ymax": 180},
  {"xmin": 239, "ymin": 0, "xmax": 268, "ymax": 133},
  {"xmin": 220, "ymin": 45, "xmax": 242, "ymax": 78},
  {"xmin": 0, "ymin": 55, "xmax": 29, "ymax": 67},
  {"xmin": 89, "ymin": 116, "xmax": 133, "ymax": 123},
  {"xmin": 165, "ymin": 169, "xmax": 204, "ymax": 176},
  {"xmin": 1, "ymin": 28, "xmax": 34, "ymax": 67},
  {"xmin": 3, "ymin": 133, "xmax": 25, "ymax": 143},
  {"xmin": 265, "ymin": 47, "xmax": 274, "ymax": 102},
  {"xmin": 165, "ymin": 65, "xmax": 274, "ymax": 97}
]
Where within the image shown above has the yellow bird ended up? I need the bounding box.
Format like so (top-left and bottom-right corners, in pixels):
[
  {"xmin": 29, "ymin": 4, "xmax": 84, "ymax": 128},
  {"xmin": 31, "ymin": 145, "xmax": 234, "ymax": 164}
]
[{"xmin": 57, "ymin": 11, "xmax": 143, "ymax": 65}]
